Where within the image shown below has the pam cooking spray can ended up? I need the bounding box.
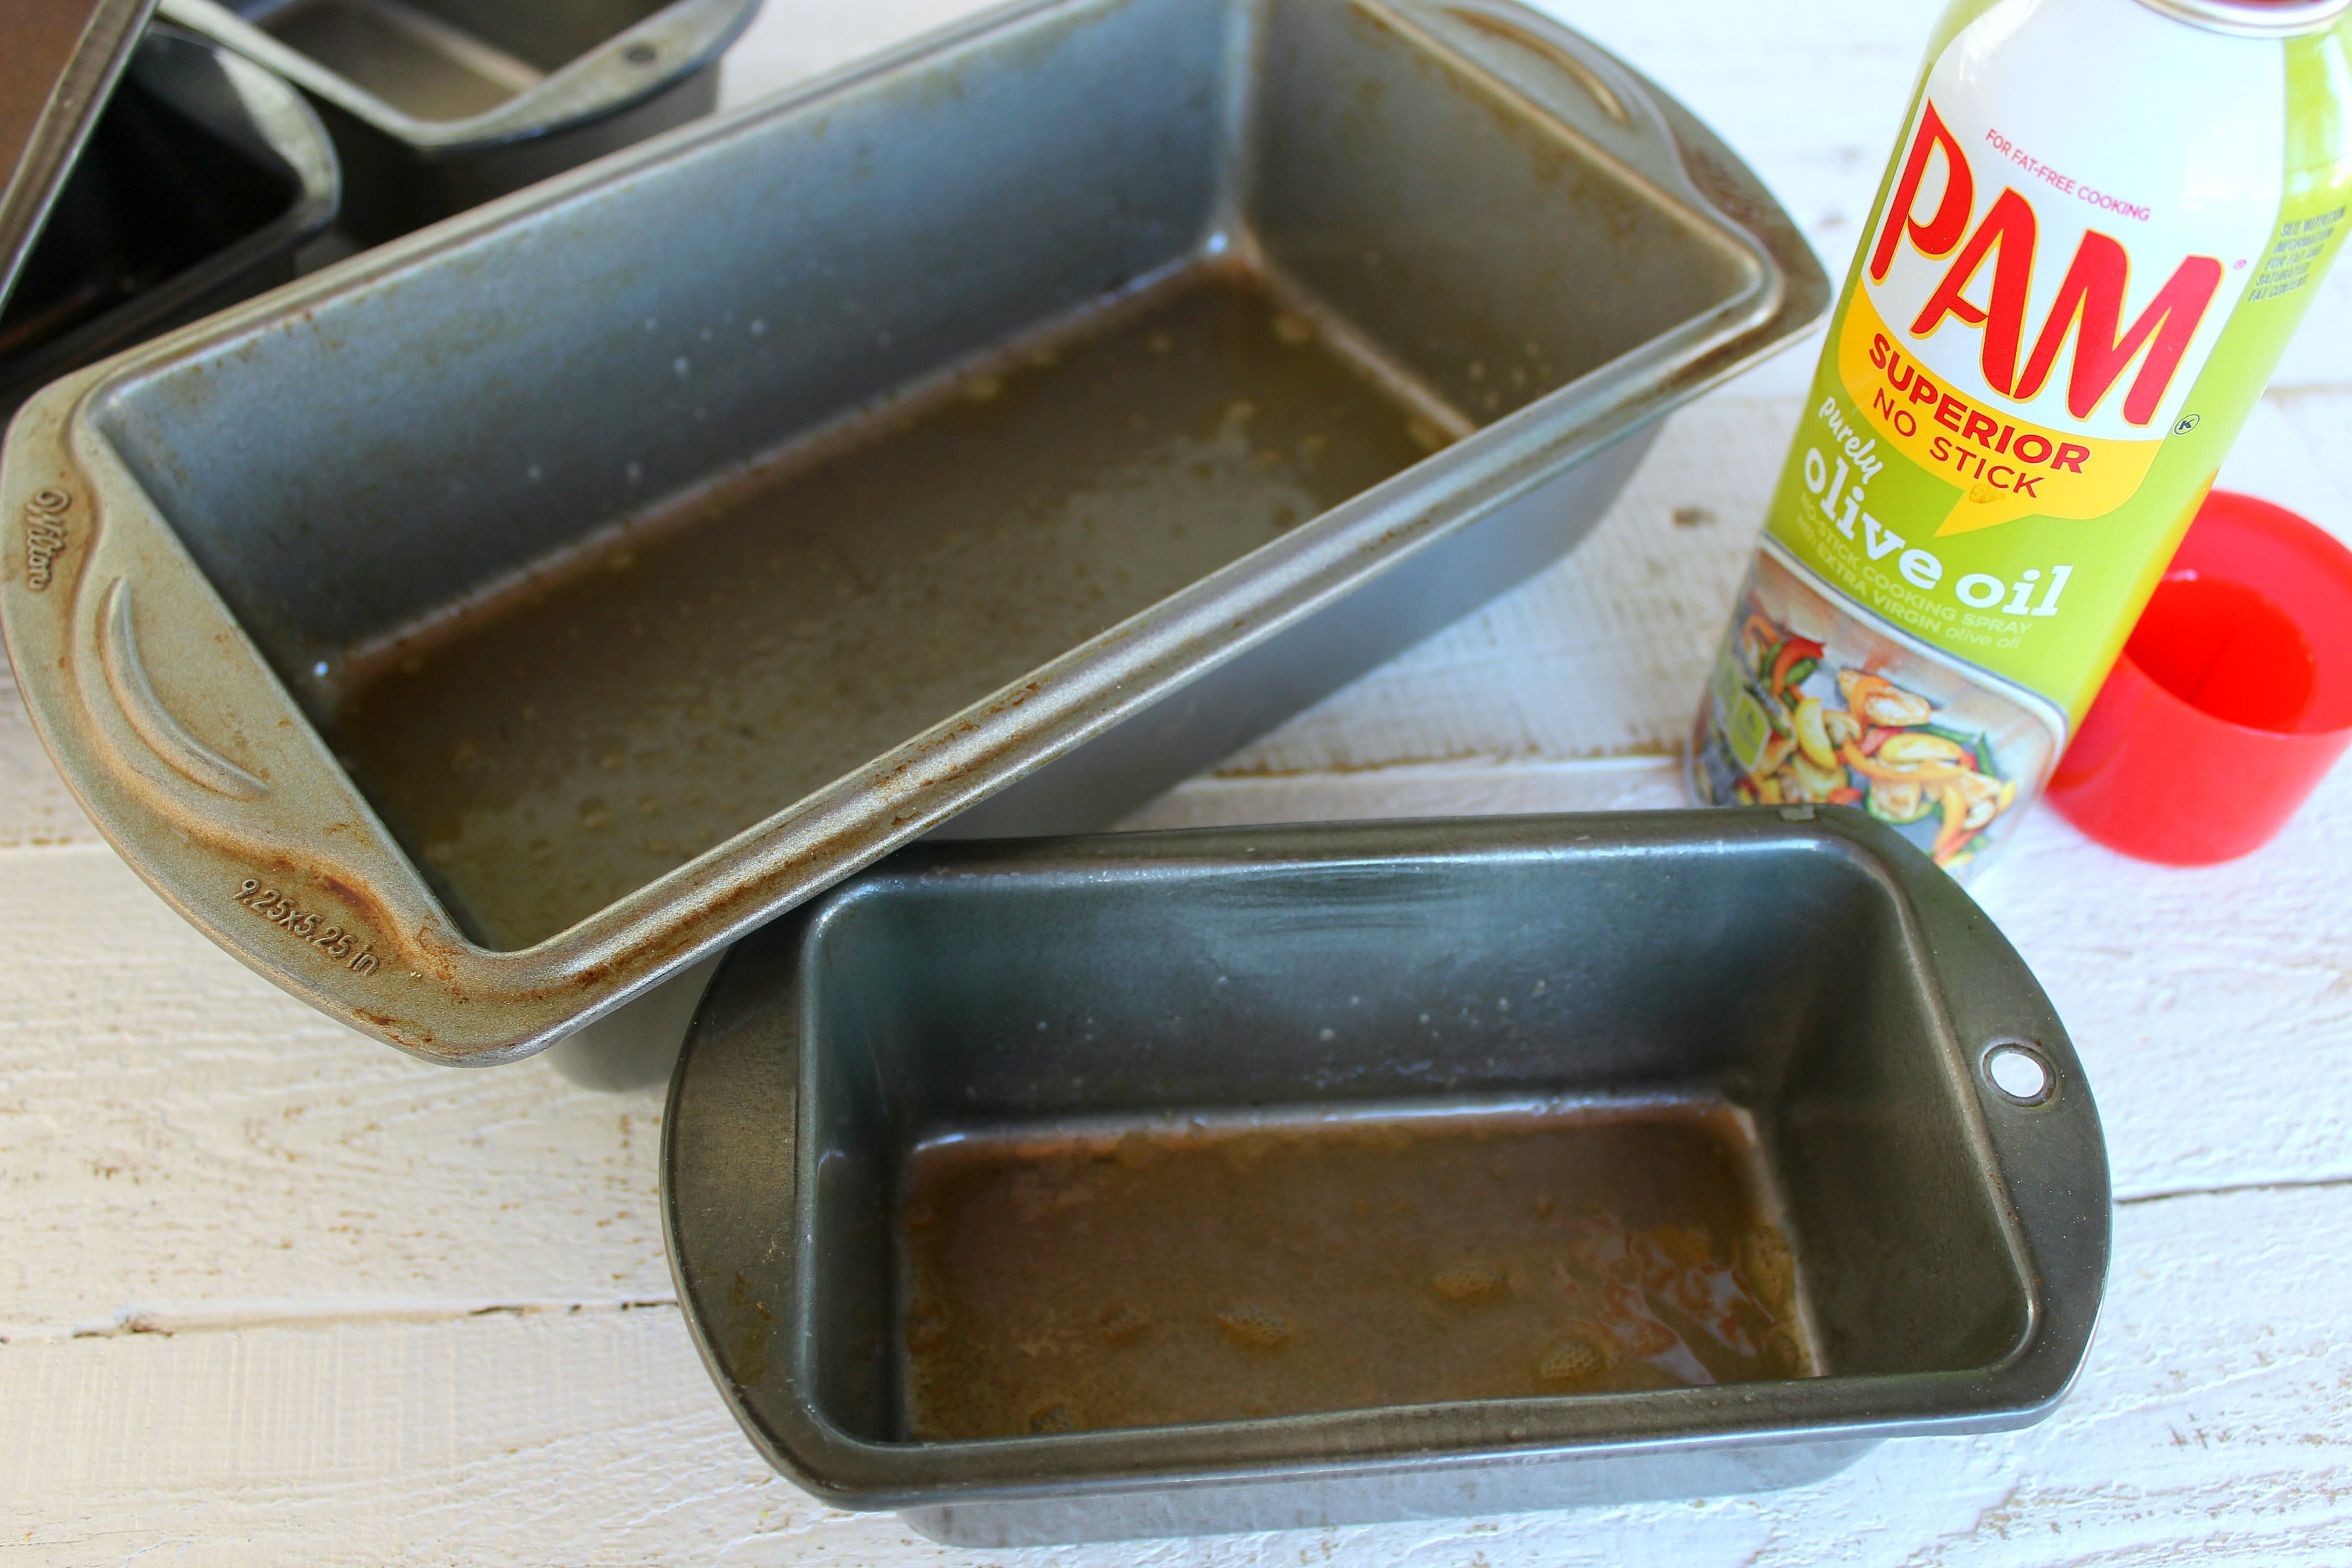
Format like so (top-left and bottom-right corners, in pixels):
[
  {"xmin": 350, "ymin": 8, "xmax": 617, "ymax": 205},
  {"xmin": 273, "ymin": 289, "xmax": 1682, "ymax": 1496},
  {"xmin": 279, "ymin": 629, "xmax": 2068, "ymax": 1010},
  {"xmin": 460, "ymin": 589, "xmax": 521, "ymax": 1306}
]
[{"xmin": 1692, "ymin": 0, "xmax": 2352, "ymax": 878}]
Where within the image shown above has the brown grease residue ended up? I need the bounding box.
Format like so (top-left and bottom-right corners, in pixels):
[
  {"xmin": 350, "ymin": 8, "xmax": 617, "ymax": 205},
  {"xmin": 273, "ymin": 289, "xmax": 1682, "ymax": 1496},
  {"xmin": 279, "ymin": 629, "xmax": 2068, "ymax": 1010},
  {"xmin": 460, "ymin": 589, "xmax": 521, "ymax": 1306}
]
[
  {"xmin": 330, "ymin": 269, "xmax": 1438, "ymax": 948},
  {"xmin": 898, "ymin": 1105, "xmax": 1814, "ymax": 1440}
]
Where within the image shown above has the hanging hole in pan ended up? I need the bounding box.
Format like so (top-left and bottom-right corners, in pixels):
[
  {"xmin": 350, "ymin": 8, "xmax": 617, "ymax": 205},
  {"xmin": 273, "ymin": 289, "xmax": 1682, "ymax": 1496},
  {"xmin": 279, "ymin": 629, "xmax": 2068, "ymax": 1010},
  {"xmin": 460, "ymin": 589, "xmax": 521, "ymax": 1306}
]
[
  {"xmin": 625, "ymin": 42, "xmax": 659, "ymax": 66},
  {"xmin": 1982, "ymin": 1041, "xmax": 2056, "ymax": 1107}
]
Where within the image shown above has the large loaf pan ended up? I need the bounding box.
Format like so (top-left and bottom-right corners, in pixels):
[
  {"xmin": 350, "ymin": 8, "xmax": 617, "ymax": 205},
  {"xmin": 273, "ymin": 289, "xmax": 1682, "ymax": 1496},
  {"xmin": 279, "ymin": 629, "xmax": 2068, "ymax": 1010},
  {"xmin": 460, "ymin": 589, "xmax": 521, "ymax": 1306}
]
[
  {"xmin": 1, "ymin": 0, "xmax": 1827, "ymax": 1063},
  {"xmin": 156, "ymin": 0, "xmax": 761, "ymax": 242},
  {"xmin": 663, "ymin": 810, "xmax": 2110, "ymax": 1545}
]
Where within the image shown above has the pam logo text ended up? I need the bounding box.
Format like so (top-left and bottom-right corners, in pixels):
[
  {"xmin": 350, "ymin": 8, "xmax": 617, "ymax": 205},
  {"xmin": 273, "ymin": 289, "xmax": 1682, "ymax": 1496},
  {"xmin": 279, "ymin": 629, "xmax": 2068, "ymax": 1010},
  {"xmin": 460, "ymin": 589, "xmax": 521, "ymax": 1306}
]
[{"xmin": 1869, "ymin": 101, "xmax": 2224, "ymax": 430}]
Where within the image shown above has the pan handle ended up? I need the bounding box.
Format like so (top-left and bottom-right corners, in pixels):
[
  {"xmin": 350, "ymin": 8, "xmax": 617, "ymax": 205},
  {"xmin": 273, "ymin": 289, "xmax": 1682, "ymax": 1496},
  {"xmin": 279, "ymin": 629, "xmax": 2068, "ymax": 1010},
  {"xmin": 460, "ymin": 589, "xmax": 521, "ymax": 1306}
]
[
  {"xmin": 157, "ymin": 0, "xmax": 761, "ymax": 146},
  {"xmin": 1396, "ymin": 0, "xmax": 1833, "ymax": 381},
  {"xmin": 1392, "ymin": 1, "xmax": 1692, "ymax": 189},
  {"xmin": 8, "ymin": 378, "xmax": 774, "ymax": 1063},
  {"xmin": 91, "ymin": 575, "xmax": 267, "ymax": 800},
  {"xmin": 544, "ymin": 0, "xmax": 766, "ymax": 125},
  {"xmin": 1861, "ymin": 809, "xmax": 2112, "ymax": 1414},
  {"xmin": 2, "ymin": 391, "xmax": 487, "ymax": 1052},
  {"xmin": 19, "ymin": 447, "xmax": 309, "ymax": 825}
]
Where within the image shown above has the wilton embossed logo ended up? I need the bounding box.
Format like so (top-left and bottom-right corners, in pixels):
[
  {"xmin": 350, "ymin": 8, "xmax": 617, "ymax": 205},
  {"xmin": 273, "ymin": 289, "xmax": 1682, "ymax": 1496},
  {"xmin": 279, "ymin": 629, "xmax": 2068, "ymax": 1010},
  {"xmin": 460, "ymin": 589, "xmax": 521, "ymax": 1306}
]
[{"xmin": 22, "ymin": 488, "xmax": 69, "ymax": 590}]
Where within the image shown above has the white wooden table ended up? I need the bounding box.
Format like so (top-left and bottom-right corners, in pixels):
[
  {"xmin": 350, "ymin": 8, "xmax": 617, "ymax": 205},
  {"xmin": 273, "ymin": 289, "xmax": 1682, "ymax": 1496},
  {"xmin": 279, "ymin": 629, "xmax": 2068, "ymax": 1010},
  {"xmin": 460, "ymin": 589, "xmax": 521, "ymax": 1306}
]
[{"xmin": 8, "ymin": 3, "xmax": 2352, "ymax": 1562}]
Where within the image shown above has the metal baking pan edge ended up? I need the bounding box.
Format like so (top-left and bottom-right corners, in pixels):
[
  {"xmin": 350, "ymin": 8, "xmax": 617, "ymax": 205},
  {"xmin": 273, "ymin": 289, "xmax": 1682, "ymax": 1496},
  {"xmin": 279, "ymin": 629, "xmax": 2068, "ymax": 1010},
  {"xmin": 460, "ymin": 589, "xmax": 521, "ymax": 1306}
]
[{"xmin": 1, "ymin": 0, "xmax": 1831, "ymax": 1062}]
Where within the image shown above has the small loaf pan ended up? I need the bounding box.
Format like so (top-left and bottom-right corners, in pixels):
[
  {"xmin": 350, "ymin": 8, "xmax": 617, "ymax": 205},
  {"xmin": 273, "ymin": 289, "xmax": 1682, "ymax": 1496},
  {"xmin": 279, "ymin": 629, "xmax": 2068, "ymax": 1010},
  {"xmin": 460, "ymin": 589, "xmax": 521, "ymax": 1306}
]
[
  {"xmin": 1, "ymin": 0, "xmax": 1825, "ymax": 1063},
  {"xmin": 0, "ymin": 26, "xmax": 337, "ymax": 412},
  {"xmin": 663, "ymin": 810, "xmax": 2110, "ymax": 1546},
  {"xmin": 157, "ymin": 0, "xmax": 760, "ymax": 241}
]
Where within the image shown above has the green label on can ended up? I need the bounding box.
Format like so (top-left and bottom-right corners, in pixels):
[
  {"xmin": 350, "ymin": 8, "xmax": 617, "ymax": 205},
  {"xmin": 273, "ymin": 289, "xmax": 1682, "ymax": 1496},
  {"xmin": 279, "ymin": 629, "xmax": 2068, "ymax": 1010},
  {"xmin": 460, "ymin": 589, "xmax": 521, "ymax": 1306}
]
[{"xmin": 1697, "ymin": 0, "xmax": 2352, "ymax": 877}]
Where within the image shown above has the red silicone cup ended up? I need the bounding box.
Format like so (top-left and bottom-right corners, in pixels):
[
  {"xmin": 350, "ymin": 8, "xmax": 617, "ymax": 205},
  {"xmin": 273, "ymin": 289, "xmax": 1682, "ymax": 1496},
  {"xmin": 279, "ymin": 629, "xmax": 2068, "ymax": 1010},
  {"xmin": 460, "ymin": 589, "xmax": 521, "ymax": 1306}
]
[{"xmin": 2047, "ymin": 490, "xmax": 2352, "ymax": 866}]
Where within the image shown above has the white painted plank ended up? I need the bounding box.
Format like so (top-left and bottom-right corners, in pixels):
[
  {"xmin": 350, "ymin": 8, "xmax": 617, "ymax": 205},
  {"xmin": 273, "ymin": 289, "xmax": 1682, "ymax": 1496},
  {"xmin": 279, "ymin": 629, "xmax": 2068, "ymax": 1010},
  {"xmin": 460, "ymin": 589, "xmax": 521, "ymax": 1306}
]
[
  {"xmin": 0, "ymin": 845, "xmax": 673, "ymax": 1342},
  {"xmin": 1199, "ymin": 392, "xmax": 1793, "ymax": 774},
  {"xmin": 6, "ymin": 758, "xmax": 2351, "ymax": 1338},
  {"xmin": 1121, "ymin": 756, "xmax": 1693, "ymax": 829},
  {"xmin": 1203, "ymin": 386, "xmax": 2352, "ymax": 780},
  {"xmin": 0, "ymin": 651, "xmax": 93, "ymax": 849},
  {"xmin": 6, "ymin": 1182, "xmax": 2350, "ymax": 1566}
]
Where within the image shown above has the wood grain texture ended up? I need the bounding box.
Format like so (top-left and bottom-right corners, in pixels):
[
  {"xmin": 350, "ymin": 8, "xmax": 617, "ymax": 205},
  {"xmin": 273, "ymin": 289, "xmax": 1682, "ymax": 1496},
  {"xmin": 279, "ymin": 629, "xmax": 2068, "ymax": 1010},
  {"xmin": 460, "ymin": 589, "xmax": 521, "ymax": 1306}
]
[
  {"xmin": 0, "ymin": 846, "xmax": 673, "ymax": 1343},
  {"xmin": 6, "ymin": 1185, "xmax": 2351, "ymax": 1566},
  {"xmin": 1194, "ymin": 389, "xmax": 2351, "ymax": 780},
  {"xmin": 0, "ymin": 656, "xmax": 94, "ymax": 847},
  {"xmin": 6, "ymin": 0, "xmax": 2352, "ymax": 1560}
]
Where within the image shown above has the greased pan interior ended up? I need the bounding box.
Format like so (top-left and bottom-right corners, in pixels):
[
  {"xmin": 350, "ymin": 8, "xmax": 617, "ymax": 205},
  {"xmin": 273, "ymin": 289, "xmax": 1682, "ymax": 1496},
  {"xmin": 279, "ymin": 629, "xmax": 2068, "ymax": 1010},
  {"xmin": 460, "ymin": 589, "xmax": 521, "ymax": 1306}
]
[
  {"xmin": 663, "ymin": 810, "xmax": 2110, "ymax": 1545},
  {"xmin": 1, "ymin": 0, "xmax": 1827, "ymax": 1060}
]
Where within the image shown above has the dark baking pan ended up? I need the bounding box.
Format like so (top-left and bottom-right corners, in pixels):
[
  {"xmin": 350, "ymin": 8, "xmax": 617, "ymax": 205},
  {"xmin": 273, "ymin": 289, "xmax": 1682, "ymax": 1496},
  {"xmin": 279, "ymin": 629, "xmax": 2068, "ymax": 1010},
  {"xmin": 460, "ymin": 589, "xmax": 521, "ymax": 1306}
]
[
  {"xmin": 1, "ymin": 0, "xmax": 1827, "ymax": 1060},
  {"xmin": 0, "ymin": 0, "xmax": 161, "ymax": 312},
  {"xmin": 664, "ymin": 808, "xmax": 2110, "ymax": 1545},
  {"xmin": 0, "ymin": 25, "xmax": 337, "ymax": 411},
  {"xmin": 157, "ymin": 0, "xmax": 761, "ymax": 240}
]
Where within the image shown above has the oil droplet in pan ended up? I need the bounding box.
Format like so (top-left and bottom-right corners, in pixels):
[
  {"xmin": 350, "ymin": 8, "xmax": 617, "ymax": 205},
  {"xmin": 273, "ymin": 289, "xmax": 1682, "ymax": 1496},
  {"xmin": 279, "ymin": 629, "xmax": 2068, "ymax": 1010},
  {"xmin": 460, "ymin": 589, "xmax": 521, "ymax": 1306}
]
[
  {"xmin": 1538, "ymin": 1335, "xmax": 1609, "ymax": 1386},
  {"xmin": 1744, "ymin": 1226, "xmax": 1796, "ymax": 1309},
  {"xmin": 905, "ymin": 1305, "xmax": 948, "ymax": 1353},
  {"xmin": 1215, "ymin": 1304, "xmax": 1294, "ymax": 1350},
  {"xmin": 1430, "ymin": 1262, "xmax": 1506, "ymax": 1302}
]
